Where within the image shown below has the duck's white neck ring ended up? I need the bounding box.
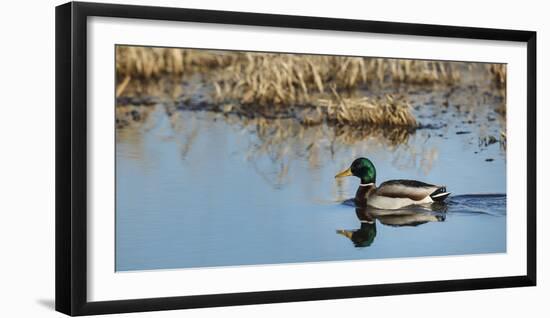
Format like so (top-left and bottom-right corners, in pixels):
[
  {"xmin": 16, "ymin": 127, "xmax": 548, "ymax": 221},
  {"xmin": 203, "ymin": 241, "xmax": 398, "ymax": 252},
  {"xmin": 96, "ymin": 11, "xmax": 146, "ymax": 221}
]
[
  {"xmin": 360, "ymin": 220, "xmax": 375, "ymax": 224},
  {"xmin": 359, "ymin": 183, "xmax": 374, "ymax": 187}
]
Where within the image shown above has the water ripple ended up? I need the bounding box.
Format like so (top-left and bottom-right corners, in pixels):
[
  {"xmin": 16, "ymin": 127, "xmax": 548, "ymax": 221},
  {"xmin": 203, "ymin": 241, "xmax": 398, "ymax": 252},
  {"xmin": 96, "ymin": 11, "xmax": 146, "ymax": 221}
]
[
  {"xmin": 341, "ymin": 193, "xmax": 506, "ymax": 217},
  {"xmin": 447, "ymin": 194, "xmax": 506, "ymax": 216}
]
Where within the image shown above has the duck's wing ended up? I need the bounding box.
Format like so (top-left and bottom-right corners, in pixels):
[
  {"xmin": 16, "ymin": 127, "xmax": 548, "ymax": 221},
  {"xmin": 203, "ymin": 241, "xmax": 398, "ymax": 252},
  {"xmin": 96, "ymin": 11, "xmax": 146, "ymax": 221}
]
[{"xmin": 376, "ymin": 179, "xmax": 444, "ymax": 201}]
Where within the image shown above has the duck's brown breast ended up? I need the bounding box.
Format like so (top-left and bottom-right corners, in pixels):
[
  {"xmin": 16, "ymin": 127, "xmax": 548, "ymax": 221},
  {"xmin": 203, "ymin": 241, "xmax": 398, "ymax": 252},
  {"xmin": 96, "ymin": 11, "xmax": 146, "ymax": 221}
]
[{"xmin": 354, "ymin": 185, "xmax": 376, "ymax": 207}]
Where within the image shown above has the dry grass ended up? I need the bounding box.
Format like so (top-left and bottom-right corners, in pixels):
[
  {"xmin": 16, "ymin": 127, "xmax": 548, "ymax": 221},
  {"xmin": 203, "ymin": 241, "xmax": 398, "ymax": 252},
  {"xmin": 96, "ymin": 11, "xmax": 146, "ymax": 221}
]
[
  {"xmin": 184, "ymin": 93, "xmax": 416, "ymax": 128},
  {"xmin": 487, "ymin": 64, "xmax": 507, "ymax": 115},
  {"xmin": 115, "ymin": 46, "xmax": 505, "ymax": 129},
  {"xmin": 207, "ymin": 52, "xmax": 460, "ymax": 108},
  {"xmin": 489, "ymin": 64, "xmax": 507, "ymax": 87},
  {"xmin": 205, "ymin": 52, "xmax": 421, "ymax": 127},
  {"xmin": 116, "ymin": 46, "xmax": 461, "ymax": 87},
  {"xmin": 116, "ymin": 46, "xmax": 237, "ymax": 78}
]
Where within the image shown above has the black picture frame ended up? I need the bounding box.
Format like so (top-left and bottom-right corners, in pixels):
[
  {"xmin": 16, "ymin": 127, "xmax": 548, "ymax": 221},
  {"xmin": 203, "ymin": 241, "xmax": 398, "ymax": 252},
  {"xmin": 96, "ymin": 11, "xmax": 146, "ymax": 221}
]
[{"xmin": 55, "ymin": 1, "xmax": 537, "ymax": 316}]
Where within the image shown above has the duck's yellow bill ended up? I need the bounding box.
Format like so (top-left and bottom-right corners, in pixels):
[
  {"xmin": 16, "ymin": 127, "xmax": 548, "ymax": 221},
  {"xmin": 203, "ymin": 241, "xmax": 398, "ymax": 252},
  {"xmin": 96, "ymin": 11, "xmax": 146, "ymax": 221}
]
[
  {"xmin": 336, "ymin": 229, "xmax": 353, "ymax": 239},
  {"xmin": 335, "ymin": 168, "xmax": 353, "ymax": 178}
]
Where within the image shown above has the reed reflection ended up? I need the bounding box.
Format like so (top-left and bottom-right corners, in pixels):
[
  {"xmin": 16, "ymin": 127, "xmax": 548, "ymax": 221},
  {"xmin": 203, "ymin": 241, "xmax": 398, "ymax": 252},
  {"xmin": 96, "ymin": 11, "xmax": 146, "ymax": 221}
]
[{"xmin": 116, "ymin": 105, "xmax": 445, "ymax": 182}]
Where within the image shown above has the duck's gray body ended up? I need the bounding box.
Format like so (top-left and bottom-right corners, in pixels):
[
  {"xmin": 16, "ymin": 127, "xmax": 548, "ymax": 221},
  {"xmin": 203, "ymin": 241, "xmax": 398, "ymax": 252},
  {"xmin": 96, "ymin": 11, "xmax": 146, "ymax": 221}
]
[{"xmin": 356, "ymin": 179, "xmax": 450, "ymax": 210}]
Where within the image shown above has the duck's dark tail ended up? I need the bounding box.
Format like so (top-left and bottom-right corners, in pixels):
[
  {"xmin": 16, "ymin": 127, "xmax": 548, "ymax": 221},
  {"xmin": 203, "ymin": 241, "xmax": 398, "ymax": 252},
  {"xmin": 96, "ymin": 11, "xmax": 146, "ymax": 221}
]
[{"xmin": 430, "ymin": 186, "xmax": 451, "ymax": 202}]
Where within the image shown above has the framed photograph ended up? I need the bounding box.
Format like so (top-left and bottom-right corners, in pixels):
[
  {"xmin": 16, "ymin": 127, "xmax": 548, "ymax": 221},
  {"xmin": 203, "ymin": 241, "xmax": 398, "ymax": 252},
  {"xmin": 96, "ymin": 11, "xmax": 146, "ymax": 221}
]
[{"xmin": 55, "ymin": 1, "xmax": 536, "ymax": 316}]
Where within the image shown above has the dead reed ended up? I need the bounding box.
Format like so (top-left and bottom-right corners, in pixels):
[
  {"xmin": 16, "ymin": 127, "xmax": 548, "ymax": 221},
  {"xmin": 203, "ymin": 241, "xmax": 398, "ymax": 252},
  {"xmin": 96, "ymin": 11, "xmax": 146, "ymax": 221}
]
[
  {"xmin": 209, "ymin": 52, "xmax": 461, "ymax": 108},
  {"xmin": 315, "ymin": 90, "xmax": 416, "ymax": 127}
]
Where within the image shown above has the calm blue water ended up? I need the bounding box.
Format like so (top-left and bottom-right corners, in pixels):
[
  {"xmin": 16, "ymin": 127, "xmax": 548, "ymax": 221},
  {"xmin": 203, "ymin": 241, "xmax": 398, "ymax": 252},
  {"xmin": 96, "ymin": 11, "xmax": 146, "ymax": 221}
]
[{"xmin": 115, "ymin": 106, "xmax": 506, "ymax": 271}]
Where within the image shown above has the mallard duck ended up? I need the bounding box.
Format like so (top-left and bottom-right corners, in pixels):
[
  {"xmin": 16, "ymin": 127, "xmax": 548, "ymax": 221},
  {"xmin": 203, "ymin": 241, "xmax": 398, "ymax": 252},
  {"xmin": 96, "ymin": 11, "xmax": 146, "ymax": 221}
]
[{"xmin": 335, "ymin": 157, "xmax": 450, "ymax": 209}]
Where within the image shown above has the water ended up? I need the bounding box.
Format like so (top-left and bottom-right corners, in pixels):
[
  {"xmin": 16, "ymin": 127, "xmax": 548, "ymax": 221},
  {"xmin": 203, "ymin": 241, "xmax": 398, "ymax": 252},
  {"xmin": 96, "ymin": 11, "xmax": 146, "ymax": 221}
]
[{"xmin": 115, "ymin": 106, "xmax": 506, "ymax": 271}]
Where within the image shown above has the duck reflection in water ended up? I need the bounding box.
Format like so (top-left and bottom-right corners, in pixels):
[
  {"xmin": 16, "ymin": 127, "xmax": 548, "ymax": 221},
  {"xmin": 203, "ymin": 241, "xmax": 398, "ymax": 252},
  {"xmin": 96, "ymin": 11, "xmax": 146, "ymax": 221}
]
[{"xmin": 337, "ymin": 203, "xmax": 447, "ymax": 248}]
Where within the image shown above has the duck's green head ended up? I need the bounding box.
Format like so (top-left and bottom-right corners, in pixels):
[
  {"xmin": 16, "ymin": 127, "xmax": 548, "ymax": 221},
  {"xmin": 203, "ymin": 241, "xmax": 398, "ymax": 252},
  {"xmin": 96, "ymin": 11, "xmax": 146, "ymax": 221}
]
[{"xmin": 335, "ymin": 157, "xmax": 376, "ymax": 184}]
